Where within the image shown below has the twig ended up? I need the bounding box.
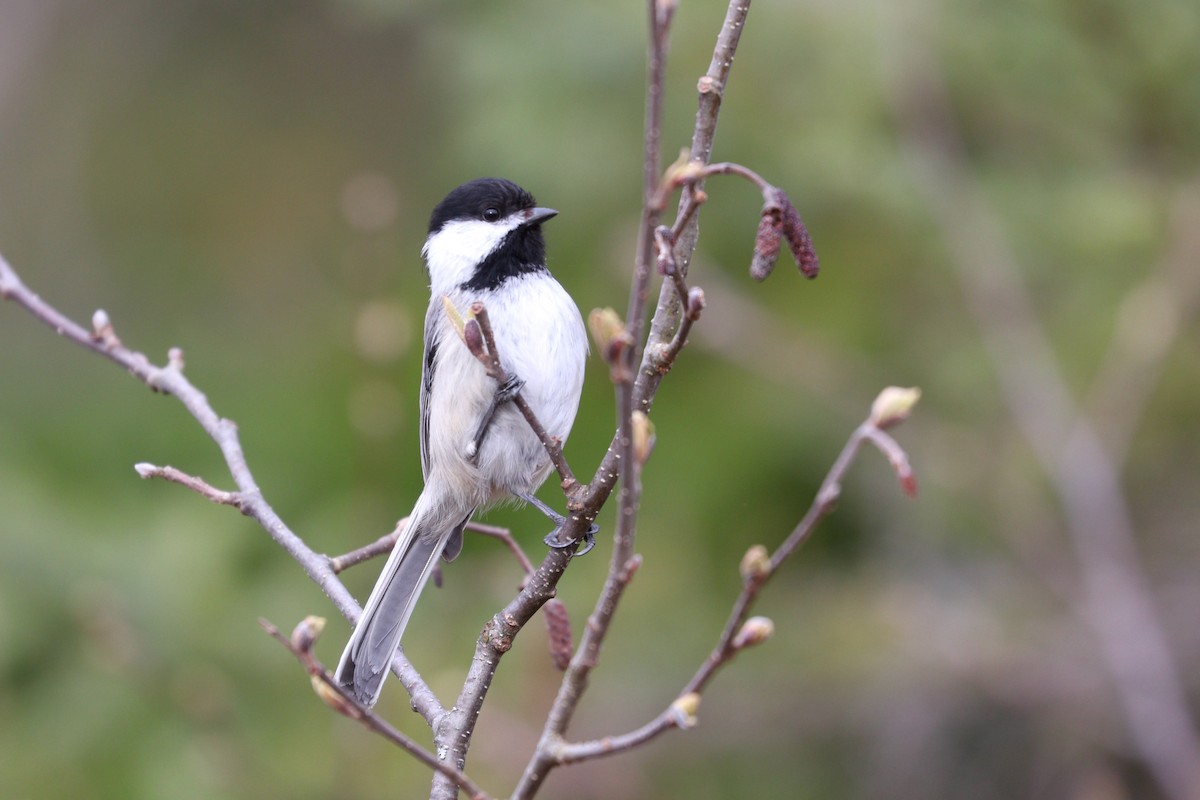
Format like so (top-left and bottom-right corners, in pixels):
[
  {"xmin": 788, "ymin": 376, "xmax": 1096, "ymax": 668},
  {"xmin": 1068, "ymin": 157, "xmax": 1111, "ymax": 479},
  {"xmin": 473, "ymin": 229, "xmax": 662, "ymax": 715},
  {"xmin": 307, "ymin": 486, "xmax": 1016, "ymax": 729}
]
[
  {"xmin": 0, "ymin": 250, "xmax": 447, "ymax": 726},
  {"xmin": 430, "ymin": 546, "xmax": 576, "ymax": 800},
  {"xmin": 460, "ymin": 301, "xmax": 580, "ymax": 496},
  {"xmin": 635, "ymin": 0, "xmax": 752, "ymax": 417},
  {"xmin": 652, "ymin": 224, "xmax": 707, "ymax": 367},
  {"xmin": 513, "ymin": 3, "xmax": 751, "ymax": 797},
  {"xmin": 260, "ymin": 618, "xmax": 490, "ymax": 800},
  {"xmin": 134, "ymin": 463, "xmax": 246, "ymax": 509},
  {"xmin": 545, "ymin": 391, "xmax": 920, "ymax": 765},
  {"xmin": 328, "ymin": 522, "xmax": 406, "ymax": 575},
  {"xmin": 465, "ymin": 521, "xmax": 538, "ymax": 577},
  {"xmin": 3, "ymin": 0, "xmax": 825, "ymax": 796},
  {"xmin": 328, "ymin": 518, "xmax": 537, "ymax": 576}
]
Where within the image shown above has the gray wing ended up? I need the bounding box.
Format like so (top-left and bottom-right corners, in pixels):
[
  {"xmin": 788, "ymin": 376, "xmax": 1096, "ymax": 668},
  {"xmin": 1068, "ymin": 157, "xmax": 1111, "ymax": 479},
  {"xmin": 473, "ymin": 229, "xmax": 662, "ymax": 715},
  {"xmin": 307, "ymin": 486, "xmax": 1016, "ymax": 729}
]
[{"xmin": 418, "ymin": 300, "xmax": 443, "ymax": 481}]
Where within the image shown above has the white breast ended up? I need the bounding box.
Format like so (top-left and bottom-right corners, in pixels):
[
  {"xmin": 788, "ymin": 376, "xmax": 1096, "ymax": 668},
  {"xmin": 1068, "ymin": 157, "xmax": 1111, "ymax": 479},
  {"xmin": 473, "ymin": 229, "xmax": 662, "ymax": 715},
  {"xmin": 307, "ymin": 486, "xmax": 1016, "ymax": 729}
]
[{"xmin": 427, "ymin": 272, "xmax": 587, "ymax": 506}]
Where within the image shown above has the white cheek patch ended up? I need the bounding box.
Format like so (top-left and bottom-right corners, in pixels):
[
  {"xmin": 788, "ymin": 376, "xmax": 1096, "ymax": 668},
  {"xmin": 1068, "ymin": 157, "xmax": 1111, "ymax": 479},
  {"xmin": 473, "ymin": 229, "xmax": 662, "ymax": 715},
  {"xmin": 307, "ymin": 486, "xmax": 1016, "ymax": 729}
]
[{"xmin": 422, "ymin": 217, "xmax": 522, "ymax": 294}]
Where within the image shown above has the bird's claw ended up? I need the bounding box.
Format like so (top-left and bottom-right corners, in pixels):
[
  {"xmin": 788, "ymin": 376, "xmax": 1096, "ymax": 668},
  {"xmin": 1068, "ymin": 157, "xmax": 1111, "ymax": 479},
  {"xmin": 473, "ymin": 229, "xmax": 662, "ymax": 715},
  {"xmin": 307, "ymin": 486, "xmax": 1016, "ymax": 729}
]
[
  {"xmin": 543, "ymin": 522, "xmax": 599, "ymax": 556},
  {"xmin": 494, "ymin": 374, "xmax": 525, "ymax": 404}
]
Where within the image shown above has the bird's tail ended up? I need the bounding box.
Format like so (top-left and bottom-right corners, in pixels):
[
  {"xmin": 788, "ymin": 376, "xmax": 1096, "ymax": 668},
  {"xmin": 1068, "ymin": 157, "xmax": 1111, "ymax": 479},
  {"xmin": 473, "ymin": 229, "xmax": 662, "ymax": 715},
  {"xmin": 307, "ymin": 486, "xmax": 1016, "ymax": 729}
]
[{"xmin": 335, "ymin": 498, "xmax": 465, "ymax": 707}]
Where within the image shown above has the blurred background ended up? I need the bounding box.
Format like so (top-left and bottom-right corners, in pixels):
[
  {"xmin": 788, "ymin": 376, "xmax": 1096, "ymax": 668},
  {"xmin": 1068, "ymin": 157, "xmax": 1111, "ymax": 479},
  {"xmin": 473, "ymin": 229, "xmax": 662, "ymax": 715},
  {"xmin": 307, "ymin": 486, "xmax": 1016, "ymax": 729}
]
[{"xmin": 2, "ymin": 0, "xmax": 1198, "ymax": 798}]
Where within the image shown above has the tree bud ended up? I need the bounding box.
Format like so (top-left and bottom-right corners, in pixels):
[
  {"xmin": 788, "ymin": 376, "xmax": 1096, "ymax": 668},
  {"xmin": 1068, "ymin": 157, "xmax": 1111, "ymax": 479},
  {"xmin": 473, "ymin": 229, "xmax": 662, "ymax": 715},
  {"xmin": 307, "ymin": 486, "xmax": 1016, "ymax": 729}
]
[
  {"xmin": 588, "ymin": 307, "xmax": 627, "ymax": 358},
  {"xmin": 739, "ymin": 544, "xmax": 771, "ymax": 581},
  {"xmin": 662, "ymin": 149, "xmax": 705, "ymax": 189},
  {"xmin": 631, "ymin": 411, "xmax": 656, "ymax": 466},
  {"xmin": 869, "ymin": 386, "xmax": 921, "ymax": 430},
  {"xmin": 463, "ymin": 317, "xmax": 486, "ymax": 360},
  {"xmin": 91, "ymin": 309, "xmax": 118, "ymax": 346},
  {"xmin": 311, "ymin": 675, "xmax": 360, "ymax": 719},
  {"xmin": 290, "ymin": 615, "xmax": 326, "ymax": 652},
  {"xmin": 670, "ymin": 692, "xmax": 702, "ymax": 729},
  {"xmin": 442, "ymin": 295, "xmax": 466, "ymax": 340},
  {"xmin": 731, "ymin": 616, "xmax": 775, "ymax": 650},
  {"xmin": 686, "ymin": 287, "xmax": 706, "ymax": 320}
]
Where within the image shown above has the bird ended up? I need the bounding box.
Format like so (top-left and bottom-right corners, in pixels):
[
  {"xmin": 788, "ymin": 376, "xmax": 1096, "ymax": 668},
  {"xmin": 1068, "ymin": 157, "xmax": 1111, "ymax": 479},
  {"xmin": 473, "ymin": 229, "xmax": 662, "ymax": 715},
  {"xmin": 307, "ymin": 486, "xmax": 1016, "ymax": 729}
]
[{"xmin": 335, "ymin": 178, "xmax": 589, "ymax": 707}]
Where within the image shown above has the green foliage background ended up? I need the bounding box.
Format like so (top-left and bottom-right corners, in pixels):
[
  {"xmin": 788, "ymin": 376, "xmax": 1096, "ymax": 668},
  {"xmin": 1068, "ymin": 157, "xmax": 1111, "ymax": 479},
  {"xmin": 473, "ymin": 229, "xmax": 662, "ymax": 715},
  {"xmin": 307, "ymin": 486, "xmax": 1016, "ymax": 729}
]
[{"xmin": 1, "ymin": 0, "xmax": 1198, "ymax": 798}]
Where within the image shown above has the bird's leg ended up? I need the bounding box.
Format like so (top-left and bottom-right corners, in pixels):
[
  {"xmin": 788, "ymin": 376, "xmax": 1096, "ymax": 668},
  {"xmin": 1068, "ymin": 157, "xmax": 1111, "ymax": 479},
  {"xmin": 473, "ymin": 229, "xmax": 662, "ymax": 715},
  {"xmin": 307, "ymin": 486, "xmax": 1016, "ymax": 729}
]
[
  {"xmin": 466, "ymin": 374, "xmax": 525, "ymax": 463},
  {"xmin": 518, "ymin": 492, "xmax": 598, "ymax": 556}
]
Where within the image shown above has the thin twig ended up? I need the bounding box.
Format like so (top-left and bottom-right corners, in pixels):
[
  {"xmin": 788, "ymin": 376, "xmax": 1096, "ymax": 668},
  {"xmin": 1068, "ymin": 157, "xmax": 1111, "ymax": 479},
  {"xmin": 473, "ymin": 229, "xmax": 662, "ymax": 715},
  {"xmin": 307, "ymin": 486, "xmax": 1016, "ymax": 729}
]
[
  {"xmin": 133, "ymin": 463, "xmax": 246, "ymax": 509},
  {"xmin": 702, "ymin": 161, "xmax": 772, "ymax": 191},
  {"xmin": 327, "ymin": 519, "xmax": 407, "ymax": 574},
  {"xmin": 634, "ymin": 0, "xmax": 752, "ymax": 418},
  {"xmin": 328, "ymin": 519, "xmax": 536, "ymax": 578},
  {"xmin": 668, "ymin": 185, "xmax": 707, "ymax": 240},
  {"xmin": 654, "ymin": 225, "xmax": 691, "ymax": 306},
  {"xmin": 430, "ymin": 546, "xmax": 576, "ymax": 800},
  {"xmin": 0, "ymin": 250, "xmax": 447, "ymax": 726},
  {"xmin": 466, "ymin": 521, "xmax": 538, "ymax": 577},
  {"xmin": 465, "ymin": 301, "xmax": 579, "ymax": 495},
  {"xmin": 259, "ymin": 618, "xmax": 490, "ymax": 800},
  {"xmin": 651, "ymin": 224, "xmax": 706, "ymax": 368},
  {"xmin": 512, "ymin": 2, "xmax": 753, "ymax": 796},
  {"xmin": 549, "ymin": 407, "xmax": 918, "ymax": 765}
]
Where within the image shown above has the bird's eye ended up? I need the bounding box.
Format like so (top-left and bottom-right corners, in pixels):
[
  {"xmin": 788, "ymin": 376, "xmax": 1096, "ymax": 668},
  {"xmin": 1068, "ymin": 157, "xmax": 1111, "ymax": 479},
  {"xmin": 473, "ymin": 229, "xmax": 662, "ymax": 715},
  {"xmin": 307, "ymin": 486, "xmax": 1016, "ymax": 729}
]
[{"xmin": 482, "ymin": 207, "xmax": 501, "ymax": 222}]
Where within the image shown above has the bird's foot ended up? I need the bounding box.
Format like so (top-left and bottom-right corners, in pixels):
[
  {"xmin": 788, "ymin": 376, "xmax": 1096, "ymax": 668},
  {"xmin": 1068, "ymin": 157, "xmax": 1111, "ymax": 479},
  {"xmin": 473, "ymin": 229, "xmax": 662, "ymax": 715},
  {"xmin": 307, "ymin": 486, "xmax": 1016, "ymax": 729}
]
[
  {"xmin": 466, "ymin": 375, "xmax": 527, "ymax": 463},
  {"xmin": 494, "ymin": 374, "xmax": 525, "ymax": 404},
  {"xmin": 543, "ymin": 525, "xmax": 598, "ymax": 556},
  {"xmin": 519, "ymin": 491, "xmax": 599, "ymax": 557}
]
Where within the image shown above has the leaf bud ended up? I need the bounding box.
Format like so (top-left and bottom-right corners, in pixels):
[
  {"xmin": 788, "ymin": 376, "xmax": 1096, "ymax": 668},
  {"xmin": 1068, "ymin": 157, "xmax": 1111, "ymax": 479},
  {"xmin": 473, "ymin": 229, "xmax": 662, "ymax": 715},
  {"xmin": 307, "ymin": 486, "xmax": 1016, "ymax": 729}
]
[
  {"xmin": 662, "ymin": 149, "xmax": 705, "ymax": 189},
  {"xmin": 631, "ymin": 411, "xmax": 656, "ymax": 466},
  {"xmin": 310, "ymin": 675, "xmax": 361, "ymax": 719},
  {"xmin": 463, "ymin": 317, "xmax": 486, "ymax": 360},
  {"xmin": 869, "ymin": 386, "xmax": 922, "ymax": 430},
  {"xmin": 91, "ymin": 309, "xmax": 119, "ymax": 346},
  {"xmin": 731, "ymin": 616, "xmax": 775, "ymax": 650},
  {"xmin": 739, "ymin": 544, "xmax": 771, "ymax": 581},
  {"xmin": 588, "ymin": 307, "xmax": 634, "ymax": 369},
  {"xmin": 290, "ymin": 615, "xmax": 326, "ymax": 653},
  {"xmin": 588, "ymin": 307, "xmax": 624, "ymax": 353},
  {"xmin": 442, "ymin": 295, "xmax": 466, "ymax": 340},
  {"xmin": 670, "ymin": 692, "xmax": 702, "ymax": 729},
  {"xmin": 686, "ymin": 286, "xmax": 706, "ymax": 320}
]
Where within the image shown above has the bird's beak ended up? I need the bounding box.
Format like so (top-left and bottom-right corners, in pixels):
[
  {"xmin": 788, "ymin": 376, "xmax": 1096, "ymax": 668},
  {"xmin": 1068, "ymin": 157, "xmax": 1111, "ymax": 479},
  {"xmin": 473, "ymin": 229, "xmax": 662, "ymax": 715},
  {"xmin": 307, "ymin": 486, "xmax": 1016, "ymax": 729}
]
[{"xmin": 522, "ymin": 207, "xmax": 558, "ymax": 227}]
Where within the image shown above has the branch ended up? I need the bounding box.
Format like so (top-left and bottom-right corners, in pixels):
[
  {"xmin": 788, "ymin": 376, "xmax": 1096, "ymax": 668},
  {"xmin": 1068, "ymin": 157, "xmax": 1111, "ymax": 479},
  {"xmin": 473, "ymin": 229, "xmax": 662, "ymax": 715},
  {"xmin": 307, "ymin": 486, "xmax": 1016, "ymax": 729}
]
[
  {"xmin": 134, "ymin": 462, "xmax": 247, "ymax": 509},
  {"xmin": 513, "ymin": 2, "xmax": 761, "ymax": 796},
  {"xmin": 0, "ymin": 250, "xmax": 447, "ymax": 726},
  {"xmin": 420, "ymin": 8, "xmax": 779, "ymax": 773},
  {"xmin": 328, "ymin": 517, "xmax": 573, "ymax": 676},
  {"xmin": 4, "ymin": 1, "xmax": 826, "ymax": 795},
  {"xmin": 635, "ymin": 0, "xmax": 753, "ymax": 416},
  {"xmin": 328, "ymin": 519, "xmax": 537, "ymax": 579},
  {"xmin": 450, "ymin": 299, "xmax": 580, "ymax": 496},
  {"xmin": 464, "ymin": 521, "xmax": 539, "ymax": 578},
  {"xmin": 430, "ymin": 546, "xmax": 576, "ymax": 800},
  {"xmin": 547, "ymin": 388, "xmax": 920, "ymax": 765},
  {"xmin": 260, "ymin": 617, "xmax": 490, "ymax": 800}
]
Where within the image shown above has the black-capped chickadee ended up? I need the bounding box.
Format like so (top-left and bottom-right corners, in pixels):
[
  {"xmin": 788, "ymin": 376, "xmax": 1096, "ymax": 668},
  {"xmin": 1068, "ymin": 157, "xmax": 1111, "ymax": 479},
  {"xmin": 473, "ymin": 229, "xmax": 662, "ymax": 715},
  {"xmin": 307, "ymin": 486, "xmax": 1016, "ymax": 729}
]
[{"xmin": 335, "ymin": 178, "xmax": 588, "ymax": 707}]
